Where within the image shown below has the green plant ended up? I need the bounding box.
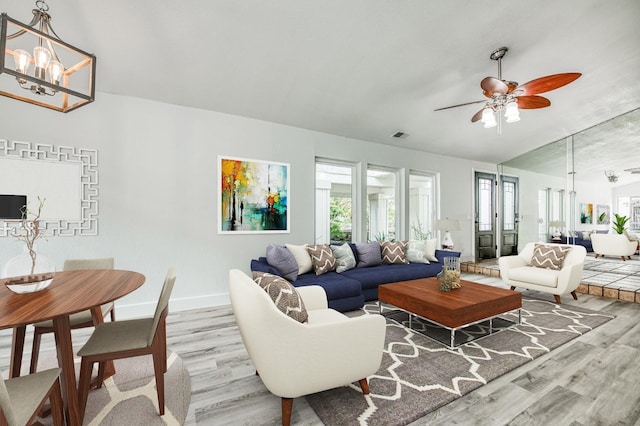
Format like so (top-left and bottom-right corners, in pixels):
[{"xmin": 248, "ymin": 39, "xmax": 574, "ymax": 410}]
[
  {"xmin": 598, "ymin": 211, "xmax": 607, "ymax": 224},
  {"xmin": 411, "ymin": 217, "xmax": 431, "ymax": 240},
  {"xmin": 611, "ymin": 213, "xmax": 630, "ymax": 234}
]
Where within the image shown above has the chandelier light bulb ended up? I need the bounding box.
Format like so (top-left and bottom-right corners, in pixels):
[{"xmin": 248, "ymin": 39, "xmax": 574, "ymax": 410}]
[
  {"xmin": 481, "ymin": 107, "xmax": 497, "ymax": 128},
  {"xmin": 48, "ymin": 60, "xmax": 64, "ymax": 85},
  {"xmin": 505, "ymin": 100, "xmax": 520, "ymax": 123},
  {"xmin": 32, "ymin": 46, "xmax": 52, "ymax": 79}
]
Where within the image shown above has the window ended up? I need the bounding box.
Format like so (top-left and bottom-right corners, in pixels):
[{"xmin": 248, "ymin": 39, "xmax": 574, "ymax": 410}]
[
  {"xmin": 315, "ymin": 161, "xmax": 355, "ymax": 244},
  {"xmin": 408, "ymin": 172, "xmax": 436, "ymax": 239},
  {"xmin": 367, "ymin": 166, "xmax": 397, "ymax": 241}
]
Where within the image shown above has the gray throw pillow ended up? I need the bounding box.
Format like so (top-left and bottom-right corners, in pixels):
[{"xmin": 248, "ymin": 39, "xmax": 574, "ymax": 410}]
[
  {"xmin": 253, "ymin": 272, "xmax": 308, "ymax": 323},
  {"xmin": 266, "ymin": 244, "xmax": 298, "ymax": 281},
  {"xmin": 355, "ymin": 242, "xmax": 382, "ymax": 268},
  {"xmin": 406, "ymin": 240, "xmax": 430, "ymax": 264},
  {"xmin": 331, "ymin": 243, "xmax": 357, "ymax": 273}
]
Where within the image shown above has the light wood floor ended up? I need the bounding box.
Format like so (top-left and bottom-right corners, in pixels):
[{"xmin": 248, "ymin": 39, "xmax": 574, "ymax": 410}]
[{"xmin": 2, "ymin": 272, "xmax": 639, "ymax": 425}]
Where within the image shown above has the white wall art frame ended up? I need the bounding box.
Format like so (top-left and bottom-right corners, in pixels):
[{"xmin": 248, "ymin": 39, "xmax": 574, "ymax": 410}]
[{"xmin": 0, "ymin": 139, "xmax": 98, "ymax": 236}]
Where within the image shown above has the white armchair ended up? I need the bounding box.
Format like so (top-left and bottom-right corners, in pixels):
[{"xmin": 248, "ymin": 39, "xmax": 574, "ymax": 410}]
[
  {"xmin": 591, "ymin": 233, "xmax": 637, "ymax": 261},
  {"xmin": 229, "ymin": 269, "xmax": 386, "ymax": 426},
  {"xmin": 499, "ymin": 242, "xmax": 586, "ymax": 304}
]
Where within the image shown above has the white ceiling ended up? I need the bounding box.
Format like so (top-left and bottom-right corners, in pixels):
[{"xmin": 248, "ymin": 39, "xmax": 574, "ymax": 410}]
[{"xmin": 3, "ymin": 0, "xmax": 640, "ymax": 164}]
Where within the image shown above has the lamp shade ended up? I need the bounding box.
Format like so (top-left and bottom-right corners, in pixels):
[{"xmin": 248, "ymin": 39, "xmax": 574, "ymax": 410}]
[
  {"xmin": 548, "ymin": 221, "xmax": 566, "ymax": 228},
  {"xmin": 435, "ymin": 219, "xmax": 461, "ymax": 231}
]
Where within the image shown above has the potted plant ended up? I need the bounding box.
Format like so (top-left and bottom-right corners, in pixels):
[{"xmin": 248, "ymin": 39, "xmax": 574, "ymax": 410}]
[{"xmin": 611, "ymin": 213, "xmax": 630, "ymax": 234}]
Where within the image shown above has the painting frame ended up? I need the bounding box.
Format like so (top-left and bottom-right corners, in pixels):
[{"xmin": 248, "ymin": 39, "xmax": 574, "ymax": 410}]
[
  {"xmin": 579, "ymin": 203, "xmax": 593, "ymax": 224},
  {"xmin": 596, "ymin": 204, "xmax": 610, "ymax": 225},
  {"xmin": 218, "ymin": 155, "xmax": 290, "ymax": 234}
]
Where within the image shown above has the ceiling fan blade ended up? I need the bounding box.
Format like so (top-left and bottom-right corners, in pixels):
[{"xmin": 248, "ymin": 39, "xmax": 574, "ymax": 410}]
[
  {"xmin": 518, "ymin": 73, "xmax": 581, "ymax": 95},
  {"xmin": 471, "ymin": 108, "xmax": 484, "ymax": 123},
  {"xmin": 516, "ymin": 95, "xmax": 551, "ymax": 109},
  {"xmin": 434, "ymin": 99, "xmax": 486, "ymax": 111},
  {"xmin": 481, "ymin": 77, "xmax": 508, "ymax": 97}
]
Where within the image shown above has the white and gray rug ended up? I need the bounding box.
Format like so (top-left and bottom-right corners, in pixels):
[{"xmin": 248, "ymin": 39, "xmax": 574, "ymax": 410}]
[
  {"xmin": 306, "ymin": 299, "xmax": 613, "ymax": 426},
  {"xmin": 36, "ymin": 351, "xmax": 190, "ymax": 425}
]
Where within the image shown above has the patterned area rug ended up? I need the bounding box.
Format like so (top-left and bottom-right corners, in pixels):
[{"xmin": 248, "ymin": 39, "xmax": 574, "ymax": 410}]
[
  {"xmin": 36, "ymin": 351, "xmax": 190, "ymax": 425},
  {"xmin": 582, "ymin": 256, "xmax": 640, "ymax": 291},
  {"xmin": 306, "ymin": 299, "xmax": 613, "ymax": 426}
]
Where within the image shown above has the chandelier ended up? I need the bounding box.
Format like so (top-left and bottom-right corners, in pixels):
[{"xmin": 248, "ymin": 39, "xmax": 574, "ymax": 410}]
[
  {"xmin": 604, "ymin": 170, "xmax": 618, "ymax": 183},
  {"xmin": 0, "ymin": 0, "xmax": 96, "ymax": 112}
]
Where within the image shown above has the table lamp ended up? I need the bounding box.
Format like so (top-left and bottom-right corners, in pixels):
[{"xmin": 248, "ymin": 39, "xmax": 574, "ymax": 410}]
[{"xmin": 435, "ymin": 219, "xmax": 461, "ymax": 250}]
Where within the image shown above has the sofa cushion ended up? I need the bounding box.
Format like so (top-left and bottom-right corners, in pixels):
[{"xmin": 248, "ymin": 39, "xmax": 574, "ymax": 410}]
[
  {"xmin": 306, "ymin": 244, "xmax": 337, "ymax": 275},
  {"xmin": 425, "ymin": 238, "xmax": 438, "ymax": 262},
  {"xmin": 343, "ymin": 263, "xmax": 443, "ymax": 291},
  {"xmin": 508, "ymin": 266, "xmax": 559, "ymax": 288},
  {"xmin": 286, "ymin": 243, "xmax": 313, "ymax": 274},
  {"xmin": 266, "ymin": 244, "xmax": 299, "ymax": 281},
  {"xmin": 355, "ymin": 242, "xmax": 382, "ymax": 268},
  {"xmin": 530, "ymin": 244, "xmax": 572, "ymax": 270},
  {"xmin": 331, "ymin": 243, "xmax": 357, "ymax": 273},
  {"xmin": 253, "ymin": 272, "xmax": 308, "ymax": 323},
  {"xmin": 406, "ymin": 240, "xmax": 430, "ymax": 264},
  {"xmin": 380, "ymin": 241, "xmax": 409, "ymax": 265},
  {"xmin": 294, "ymin": 271, "xmax": 363, "ymax": 302}
]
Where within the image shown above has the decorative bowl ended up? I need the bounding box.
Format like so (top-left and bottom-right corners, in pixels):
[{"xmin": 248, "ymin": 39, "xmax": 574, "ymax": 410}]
[{"xmin": 2, "ymin": 273, "xmax": 55, "ymax": 294}]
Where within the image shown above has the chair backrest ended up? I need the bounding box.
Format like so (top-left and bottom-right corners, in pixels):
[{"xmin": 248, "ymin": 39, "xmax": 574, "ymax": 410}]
[
  {"xmin": 147, "ymin": 268, "xmax": 176, "ymax": 346},
  {"xmin": 63, "ymin": 257, "xmax": 114, "ymax": 271},
  {"xmin": 0, "ymin": 375, "xmax": 17, "ymax": 426}
]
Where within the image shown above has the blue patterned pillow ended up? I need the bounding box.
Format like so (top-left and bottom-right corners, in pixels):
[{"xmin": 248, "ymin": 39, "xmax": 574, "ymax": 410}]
[
  {"xmin": 331, "ymin": 243, "xmax": 357, "ymax": 273},
  {"xmin": 355, "ymin": 242, "xmax": 382, "ymax": 268},
  {"xmin": 266, "ymin": 244, "xmax": 299, "ymax": 281}
]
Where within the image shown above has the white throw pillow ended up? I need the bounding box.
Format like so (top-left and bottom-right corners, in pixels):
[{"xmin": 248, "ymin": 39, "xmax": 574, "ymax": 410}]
[
  {"xmin": 406, "ymin": 240, "xmax": 430, "ymax": 264},
  {"xmin": 425, "ymin": 238, "xmax": 438, "ymax": 262},
  {"xmin": 285, "ymin": 243, "xmax": 313, "ymax": 274}
]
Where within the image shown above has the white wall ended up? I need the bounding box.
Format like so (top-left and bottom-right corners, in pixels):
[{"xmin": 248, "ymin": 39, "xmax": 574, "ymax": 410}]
[{"xmin": 0, "ymin": 92, "xmax": 494, "ymax": 318}]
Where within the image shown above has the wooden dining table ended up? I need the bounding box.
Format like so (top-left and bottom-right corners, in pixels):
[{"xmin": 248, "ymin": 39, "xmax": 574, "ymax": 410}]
[{"xmin": 0, "ymin": 269, "xmax": 145, "ymax": 426}]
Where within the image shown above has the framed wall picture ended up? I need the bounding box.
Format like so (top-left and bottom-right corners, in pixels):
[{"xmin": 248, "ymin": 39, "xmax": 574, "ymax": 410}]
[
  {"xmin": 580, "ymin": 203, "xmax": 593, "ymax": 224},
  {"xmin": 218, "ymin": 156, "xmax": 290, "ymax": 234},
  {"xmin": 596, "ymin": 204, "xmax": 610, "ymax": 225}
]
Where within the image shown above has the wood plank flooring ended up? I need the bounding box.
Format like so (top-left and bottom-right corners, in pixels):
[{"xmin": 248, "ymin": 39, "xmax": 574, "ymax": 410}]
[{"xmin": 1, "ymin": 272, "xmax": 639, "ymax": 425}]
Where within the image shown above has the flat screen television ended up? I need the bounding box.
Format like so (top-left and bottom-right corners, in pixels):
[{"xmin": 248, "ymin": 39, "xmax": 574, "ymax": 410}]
[{"xmin": 0, "ymin": 195, "xmax": 27, "ymax": 219}]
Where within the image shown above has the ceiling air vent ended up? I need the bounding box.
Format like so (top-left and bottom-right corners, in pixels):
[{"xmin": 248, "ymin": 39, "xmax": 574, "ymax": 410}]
[{"xmin": 391, "ymin": 131, "xmax": 408, "ymax": 139}]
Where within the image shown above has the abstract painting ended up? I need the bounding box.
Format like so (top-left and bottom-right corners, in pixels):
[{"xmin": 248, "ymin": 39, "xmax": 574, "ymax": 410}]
[
  {"xmin": 580, "ymin": 203, "xmax": 593, "ymax": 224},
  {"xmin": 596, "ymin": 204, "xmax": 610, "ymax": 225},
  {"xmin": 218, "ymin": 156, "xmax": 289, "ymax": 233}
]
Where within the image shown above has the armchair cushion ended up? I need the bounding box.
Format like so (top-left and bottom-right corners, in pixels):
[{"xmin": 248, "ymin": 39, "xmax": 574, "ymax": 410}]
[
  {"xmin": 253, "ymin": 272, "xmax": 308, "ymax": 323},
  {"xmin": 307, "ymin": 245, "xmax": 337, "ymax": 275},
  {"xmin": 530, "ymin": 244, "xmax": 572, "ymax": 270}
]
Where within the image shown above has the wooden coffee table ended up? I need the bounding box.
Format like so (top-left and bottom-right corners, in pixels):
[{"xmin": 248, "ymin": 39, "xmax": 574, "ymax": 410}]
[{"xmin": 378, "ymin": 277, "xmax": 522, "ymax": 348}]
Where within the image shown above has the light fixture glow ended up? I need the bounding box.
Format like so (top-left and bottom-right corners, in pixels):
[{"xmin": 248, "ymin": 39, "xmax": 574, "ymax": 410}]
[
  {"xmin": 0, "ymin": 0, "xmax": 96, "ymax": 112},
  {"xmin": 481, "ymin": 106, "xmax": 497, "ymax": 128},
  {"xmin": 504, "ymin": 100, "xmax": 520, "ymax": 123}
]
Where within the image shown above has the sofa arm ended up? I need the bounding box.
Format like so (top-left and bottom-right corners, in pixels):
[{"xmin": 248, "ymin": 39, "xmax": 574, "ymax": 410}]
[
  {"xmin": 556, "ymin": 262, "xmax": 584, "ymax": 294},
  {"xmin": 435, "ymin": 249, "xmax": 461, "ymax": 263},
  {"xmin": 296, "ymin": 285, "xmax": 328, "ymax": 311},
  {"xmin": 498, "ymin": 255, "xmax": 528, "ymax": 281}
]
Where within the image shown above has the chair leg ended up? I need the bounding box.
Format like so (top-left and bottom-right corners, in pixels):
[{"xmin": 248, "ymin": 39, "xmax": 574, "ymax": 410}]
[
  {"xmin": 96, "ymin": 362, "xmax": 106, "ymax": 388},
  {"xmin": 29, "ymin": 330, "xmax": 43, "ymax": 374},
  {"xmin": 621, "ymin": 256, "xmax": 626, "ymax": 261},
  {"xmin": 77, "ymin": 358, "xmax": 95, "ymax": 422},
  {"xmin": 358, "ymin": 378, "xmax": 370, "ymax": 395},
  {"xmin": 152, "ymin": 342, "xmax": 166, "ymax": 415},
  {"xmin": 281, "ymin": 398, "xmax": 293, "ymax": 426},
  {"xmin": 49, "ymin": 377, "xmax": 65, "ymax": 426},
  {"xmin": 554, "ymin": 295, "xmax": 562, "ymax": 304},
  {"xmin": 110, "ymin": 308, "xmax": 116, "ymax": 322},
  {"xmin": 510, "ymin": 286, "xmax": 516, "ymax": 291},
  {"xmin": 571, "ymin": 291, "xmax": 578, "ymax": 300}
]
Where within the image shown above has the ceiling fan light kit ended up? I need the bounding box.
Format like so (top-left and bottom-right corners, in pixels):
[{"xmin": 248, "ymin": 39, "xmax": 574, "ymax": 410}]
[{"xmin": 435, "ymin": 46, "xmax": 581, "ymax": 133}]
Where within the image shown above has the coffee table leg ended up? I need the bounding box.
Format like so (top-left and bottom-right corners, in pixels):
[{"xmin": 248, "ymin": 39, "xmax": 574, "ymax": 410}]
[
  {"xmin": 489, "ymin": 318, "xmax": 493, "ymax": 334},
  {"xmin": 450, "ymin": 329, "xmax": 455, "ymax": 349}
]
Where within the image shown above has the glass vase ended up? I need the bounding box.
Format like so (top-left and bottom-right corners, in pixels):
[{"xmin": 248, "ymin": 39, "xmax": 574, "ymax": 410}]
[
  {"xmin": 441, "ymin": 256, "xmax": 461, "ymax": 290},
  {"xmin": 1, "ymin": 249, "xmax": 56, "ymax": 293}
]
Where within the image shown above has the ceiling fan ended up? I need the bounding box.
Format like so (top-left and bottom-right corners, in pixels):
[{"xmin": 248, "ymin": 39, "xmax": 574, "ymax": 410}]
[
  {"xmin": 435, "ymin": 47, "xmax": 581, "ymax": 131},
  {"xmin": 624, "ymin": 167, "xmax": 640, "ymax": 174}
]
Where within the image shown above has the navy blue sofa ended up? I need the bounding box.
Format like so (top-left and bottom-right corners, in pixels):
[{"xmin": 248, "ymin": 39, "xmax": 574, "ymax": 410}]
[{"xmin": 251, "ymin": 249, "xmax": 460, "ymax": 312}]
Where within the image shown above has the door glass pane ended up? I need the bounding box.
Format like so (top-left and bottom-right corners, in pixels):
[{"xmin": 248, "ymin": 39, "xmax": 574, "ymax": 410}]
[
  {"xmin": 315, "ymin": 162, "xmax": 354, "ymax": 244},
  {"xmin": 503, "ymin": 181, "xmax": 515, "ymax": 231},
  {"xmin": 478, "ymin": 177, "xmax": 492, "ymax": 232},
  {"xmin": 409, "ymin": 172, "xmax": 435, "ymax": 239},
  {"xmin": 367, "ymin": 167, "xmax": 397, "ymax": 241}
]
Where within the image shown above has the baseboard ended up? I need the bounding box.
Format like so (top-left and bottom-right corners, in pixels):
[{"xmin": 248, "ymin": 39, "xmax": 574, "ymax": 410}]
[{"xmin": 116, "ymin": 293, "xmax": 231, "ymax": 319}]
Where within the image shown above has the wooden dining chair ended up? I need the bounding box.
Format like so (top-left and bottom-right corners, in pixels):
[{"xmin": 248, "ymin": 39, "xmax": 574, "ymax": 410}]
[
  {"xmin": 29, "ymin": 257, "xmax": 116, "ymax": 374},
  {"xmin": 77, "ymin": 268, "xmax": 176, "ymax": 421},
  {"xmin": 0, "ymin": 367, "xmax": 64, "ymax": 426}
]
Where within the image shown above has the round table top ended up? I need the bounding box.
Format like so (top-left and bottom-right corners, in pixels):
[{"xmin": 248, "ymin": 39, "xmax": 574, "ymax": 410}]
[{"xmin": 0, "ymin": 269, "xmax": 145, "ymax": 329}]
